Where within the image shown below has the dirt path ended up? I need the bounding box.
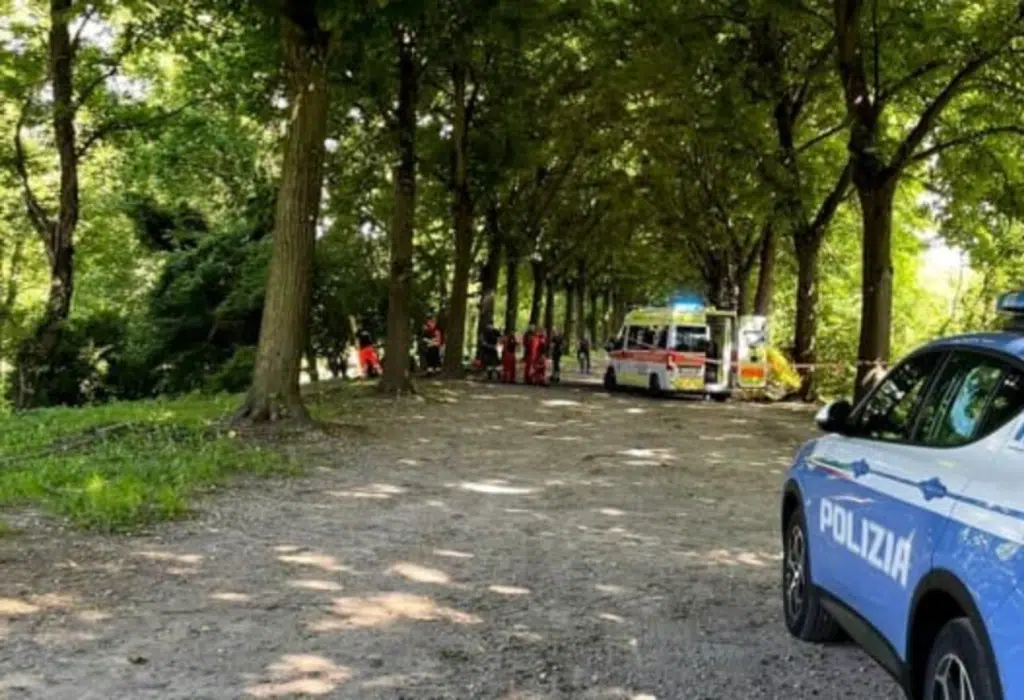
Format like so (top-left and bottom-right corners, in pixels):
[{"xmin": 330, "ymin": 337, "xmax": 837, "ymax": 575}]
[{"xmin": 0, "ymin": 383, "xmax": 903, "ymax": 699}]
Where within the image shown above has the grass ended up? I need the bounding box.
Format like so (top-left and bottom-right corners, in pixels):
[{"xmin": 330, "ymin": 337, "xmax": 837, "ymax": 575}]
[{"xmin": 0, "ymin": 393, "xmax": 297, "ymax": 533}]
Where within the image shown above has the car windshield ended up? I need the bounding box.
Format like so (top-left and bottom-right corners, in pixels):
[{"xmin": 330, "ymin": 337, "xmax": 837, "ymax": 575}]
[{"xmin": 674, "ymin": 325, "xmax": 709, "ymax": 353}]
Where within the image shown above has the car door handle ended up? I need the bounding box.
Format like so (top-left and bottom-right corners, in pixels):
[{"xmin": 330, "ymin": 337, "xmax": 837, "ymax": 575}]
[{"xmin": 919, "ymin": 477, "xmax": 948, "ymax": 501}]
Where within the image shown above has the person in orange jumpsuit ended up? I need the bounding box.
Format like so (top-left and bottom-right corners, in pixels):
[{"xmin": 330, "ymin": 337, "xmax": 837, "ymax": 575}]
[{"xmin": 501, "ymin": 329, "xmax": 518, "ymax": 383}]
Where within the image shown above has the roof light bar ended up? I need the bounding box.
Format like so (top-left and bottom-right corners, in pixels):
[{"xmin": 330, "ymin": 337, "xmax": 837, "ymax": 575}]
[{"xmin": 997, "ymin": 290, "xmax": 1024, "ymax": 315}]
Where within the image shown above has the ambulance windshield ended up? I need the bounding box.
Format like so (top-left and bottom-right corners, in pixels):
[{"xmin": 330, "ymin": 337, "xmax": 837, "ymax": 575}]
[{"xmin": 674, "ymin": 325, "xmax": 709, "ymax": 353}]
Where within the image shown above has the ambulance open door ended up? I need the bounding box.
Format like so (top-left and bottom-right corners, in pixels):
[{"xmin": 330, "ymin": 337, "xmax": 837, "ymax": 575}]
[
  {"xmin": 737, "ymin": 315, "xmax": 769, "ymax": 390},
  {"xmin": 704, "ymin": 311, "xmax": 734, "ymax": 397}
]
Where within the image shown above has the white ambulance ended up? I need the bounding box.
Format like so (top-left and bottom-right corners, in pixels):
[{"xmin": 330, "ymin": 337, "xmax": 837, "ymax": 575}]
[{"xmin": 604, "ymin": 304, "xmax": 768, "ymax": 399}]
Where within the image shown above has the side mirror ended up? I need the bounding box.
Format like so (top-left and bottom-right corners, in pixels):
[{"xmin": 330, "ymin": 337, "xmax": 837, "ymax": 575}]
[{"xmin": 815, "ymin": 400, "xmax": 853, "ymax": 434}]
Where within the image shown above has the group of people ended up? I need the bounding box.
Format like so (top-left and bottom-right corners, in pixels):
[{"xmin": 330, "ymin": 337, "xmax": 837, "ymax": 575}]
[{"xmin": 478, "ymin": 324, "xmax": 592, "ymax": 386}]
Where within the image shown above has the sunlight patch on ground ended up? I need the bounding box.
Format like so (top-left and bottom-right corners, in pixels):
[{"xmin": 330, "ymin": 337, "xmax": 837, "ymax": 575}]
[
  {"xmin": 327, "ymin": 483, "xmax": 406, "ymax": 500},
  {"xmin": 626, "ymin": 408, "xmax": 646, "ymax": 415},
  {"xmin": 623, "ymin": 460, "xmax": 661, "ymax": 467},
  {"xmin": 211, "ymin": 592, "xmax": 252, "ymax": 603},
  {"xmin": 599, "ymin": 508, "xmax": 626, "ymax": 517},
  {"xmin": 618, "ymin": 448, "xmax": 675, "ymax": 461},
  {"xmin": 680, "ymin": 549, "xmax": 775, "ymax": 568},
  {"xmin": 247, "ymin": 654, "xmax": 351, "ymax": 697},
  {"xmin": 434, "ymin": 549, "xmax": 474, "ymax": 559},
  {"xmin": 75, "ymin": 609, "xmax": 111, "ymax": 623},
  {"xmin": 458, "ymin": 481, "xmax": 535, "ymax": 495},
  {"xmin": 541, "ymin": 399, "xmax": 581, "ymax": 407},
  {"xmin": 598, "ymin": 612, "xmax": 626, "ymax": 624},
  {"xmin": 595, "ymin": 584, "xmax": 626, "ymax": 595},
  {"xmin": 0, "ymin": 598, "xmax": 40, "ymax": 616},
  {"xmin": 289, "ymin": 579, "xmax": 343, "ymax": 592},
  {"xmin": 398, "ymin": 459, "xmax": 420, "ymax": 466},
  {"xmin": 135, "ymin": 550, "xmax": 204, "ymax": 566},
  {"xmin": 388, "ymin": 562, "xmax": 451, "ymax": 585},
  {"xmin": 310, "ymin": 593, "xmax": 481, "ymax": 631},
  {"xmin": 488, "ymin": 585, "xmax": 531, "ymax": 596},
  {"xmin": 277, "ymin": 552, "xmax": 353, "ymax": 574}
]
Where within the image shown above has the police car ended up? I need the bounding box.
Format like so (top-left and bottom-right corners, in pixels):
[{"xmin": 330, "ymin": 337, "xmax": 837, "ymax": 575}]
[{"xmin": 782, "ymin": 292, "xmax": 1024, "ymax": 700}]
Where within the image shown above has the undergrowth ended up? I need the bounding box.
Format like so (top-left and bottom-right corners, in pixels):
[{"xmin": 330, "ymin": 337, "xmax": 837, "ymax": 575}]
[{"xmin": 0, "ymin": 393, "xmax": 298, "ymax": 532}]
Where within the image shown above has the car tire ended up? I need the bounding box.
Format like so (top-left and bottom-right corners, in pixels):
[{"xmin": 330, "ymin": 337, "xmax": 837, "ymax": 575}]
[
  {"xmin": 604, "ymin": 367, "xmax": 617, "ymax": 391},
  {"xmin": 922, "ymin": 617, "xmax": 1002, "ymax": 700},
  {"xmin": 648, "ymin": 373, "xmax": 662, "ymax": 397},
  {"xmin": 783, "ymin": 506, "xmax": 843, "ymax": 643}
]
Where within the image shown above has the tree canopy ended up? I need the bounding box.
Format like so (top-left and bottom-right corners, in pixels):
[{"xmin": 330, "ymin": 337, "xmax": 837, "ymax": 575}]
[{"xmin": 1, "ymin": 0, "xmax": 1023, "ymax": 414}]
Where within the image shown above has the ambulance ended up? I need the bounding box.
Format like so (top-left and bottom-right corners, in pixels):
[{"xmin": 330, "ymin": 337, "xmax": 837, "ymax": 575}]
[{"xmin": 604, "ymin": 302, "xmax": 768, "ymax": 399}]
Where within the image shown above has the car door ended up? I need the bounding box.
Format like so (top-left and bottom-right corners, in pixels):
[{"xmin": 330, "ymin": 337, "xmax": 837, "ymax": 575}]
[
  {"xmin": 931, "ymin": 358, "xmax": 1024, "ymax": 634},
  {"xmin": 802, "ymin": 350, "xmax": 946, "ymax": 609}
]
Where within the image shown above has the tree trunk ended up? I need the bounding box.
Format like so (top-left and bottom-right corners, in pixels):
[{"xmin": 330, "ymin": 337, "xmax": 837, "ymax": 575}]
[
  {"xmin": 380, "ymin": 30, "xmax": 417, "ymax": 393},
  {"xmin": 529, "ymin": 259, "xmax": 545, "ymax": 327},
  {"xmin": 612, "ymin": 292, "xmax": 627, "ymax": 332},
  {"xmin": 305, "ymin": 344, "xmax": 319, "ymax": 383},
  {"xmin": 236, "ymin": 11, "xmax": 330, "ymax": 422},
  {"xmin": 543, "ymin": 279, "xmax": 555, "ymax": 336},
  {"xmin": 601, "ymin": 289, "xmax": 612, "ymax": 341},
  {"xmin": 15, "ymin": 0, "xmax": 80, "ymax": 408},
  {"xmin": 564, "ymin": 283, "xmax": 576, "ymax": 345},
  {"xmin": 754, "ymin": 222, "xmax": 776, "ymax": 316},
  {"xmin": 503, "ymin": 245, "xmax": 519, "ymax": 333},
  {"xmin": 442, "ymin": 61, "xmax": 474, "ymax": 378},
  {"xmin": 474, "ymin": 204, "xmax": 501, "ymax": 359},
  {"xmin": 793, "ymin": 236, "xmax": 822, "ymax": 400},
  {"xmin": 588, "ymin": 292, "xmax": 599, "ymax": 345},
  {"xmin": 736, "ymin": 275, "xmax": 750, "ymax": 318},
  {"xmin": 0, "ymin": 233, "xmax": 26, "ymax": 356},
  {"xmin": 575, "ymin": 260, "xmax": 587, "ymax": 341},
  {"xmin": 855, "ymin": 178, "xmax": 897, "ymax": 401}
]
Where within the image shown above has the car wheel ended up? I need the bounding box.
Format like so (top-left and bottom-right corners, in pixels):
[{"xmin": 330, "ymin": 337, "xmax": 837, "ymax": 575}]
[
  {"xmin": 923, "ymin": 618, "xmax": 1001, "ymax": 700},
  {"xmin": 604, "ymin": 368, "xmax": 617, "ymax": 391},
  {"xmin": 648, "ymin": 373, "xmax": 662, "ymax": 397},
  {"xmin": 783, "ymin": 506, "xmax": 842, "ymax": 642}
]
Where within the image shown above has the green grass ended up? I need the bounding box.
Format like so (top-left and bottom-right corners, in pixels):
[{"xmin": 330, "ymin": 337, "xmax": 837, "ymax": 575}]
[{"xmin": 0, "ymin": 393, "xmax": 296, "ymax": 533}]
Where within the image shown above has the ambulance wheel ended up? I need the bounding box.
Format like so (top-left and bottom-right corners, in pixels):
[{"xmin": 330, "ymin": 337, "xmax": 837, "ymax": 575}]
[
  {"xmin": 648, "ymin": 374, "xmax": 662, "ymax": 397},
  {"xmin": 783, "ymin": 506, "xmax": 842, "ymax": 643},
  {"xmin": 922, "ymin": 618, "xmax": 1001, "ymax": 700},
  {"xmin": 711, "ymin": 392, "xmax": 729, "ymax": 403},
  {"xmin": 604, "ymin": 368, "xmax": 617, "ymax": 391}
]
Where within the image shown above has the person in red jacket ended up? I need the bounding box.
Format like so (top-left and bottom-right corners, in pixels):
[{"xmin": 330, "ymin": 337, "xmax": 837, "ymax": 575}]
[
  {"xmin": 501, "ymin": 329, "xmax": 518, "ymax": 383},
  {"xmin": 357, "ymin": 331, "xmax": 382, "ymax": 378},
  {"xmin": 531, "ymin": 329, "xmax": 548, "ymax": 387},
  {"xmin": 522, "ymin": 325, "xmax": 537, "ymax": 384}
]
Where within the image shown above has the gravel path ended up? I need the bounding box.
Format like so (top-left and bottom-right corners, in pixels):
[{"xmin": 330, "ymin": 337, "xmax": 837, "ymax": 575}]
[{"xmin": 0, "ymin": 382, "xmax": 904, "ymax": 699}]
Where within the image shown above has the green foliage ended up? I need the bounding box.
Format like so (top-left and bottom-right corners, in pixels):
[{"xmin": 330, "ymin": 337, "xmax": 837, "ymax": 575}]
[{"xmin": 0, "ymin": 393, "xmax": 292, "ymax": 532}]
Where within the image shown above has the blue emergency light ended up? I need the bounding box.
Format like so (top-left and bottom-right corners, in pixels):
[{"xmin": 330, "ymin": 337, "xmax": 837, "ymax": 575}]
[
  {"xmin": 670, "ymin": 291, "xmax": 705, "ymax": 312},
  {"xmin": 997, "ymin": 290, "xmax": 1024, "ymax": 315}
]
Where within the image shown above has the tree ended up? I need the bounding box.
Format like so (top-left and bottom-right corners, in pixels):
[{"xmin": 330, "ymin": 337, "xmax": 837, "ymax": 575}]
[
  {"xmin": 832, "ymin": 0, "xmax": 1024, "ymax": 398},
  {"xmin": 236, "ymin": 3, "xmax": 332, "ymax": 422}
]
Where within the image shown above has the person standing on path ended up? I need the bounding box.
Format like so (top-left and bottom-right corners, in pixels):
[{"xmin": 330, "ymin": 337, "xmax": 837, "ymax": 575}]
[
  {"xmin": 531, "ymin": 328, "xmax": 549, "ymax": 387},
  {"xmin": 522, "ymin": 325, "xmax": 537, "ymax": 385},
  {"xmin": 577, "ymin": 333, "xmax": 591, "ymax": 375},
  {"xmin": 549, "ymin": 329, "xmax": 564, "ymax": 383},
  {"xmin": 480, "ymin": 323, "xmax": 501, "ymax": 381},
  {"xmin": 501, "ymin": 329, "xmax": 519, "ymax": 384}
]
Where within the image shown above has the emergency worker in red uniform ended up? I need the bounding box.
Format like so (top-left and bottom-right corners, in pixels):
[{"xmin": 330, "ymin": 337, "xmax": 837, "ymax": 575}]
[
  {"xmin": 357, "ymin": 331, "xmax": 382, "ymax": 378},
  {"xmin": 522, "ymin": 325, "xmax": 537, "ymax": 384},
  {"xmin": 531, "ymin": 329, "xmax": 548, "ymax": 386},
  {"xmin": 501, "ymin": 329, "xmax": 519, "ymax": 383}
]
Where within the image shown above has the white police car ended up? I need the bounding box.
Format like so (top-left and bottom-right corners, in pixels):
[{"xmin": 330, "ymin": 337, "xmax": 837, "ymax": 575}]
[{"xmin": 782, "ymin": 292, "xmax": 1024, "ymax": 700}]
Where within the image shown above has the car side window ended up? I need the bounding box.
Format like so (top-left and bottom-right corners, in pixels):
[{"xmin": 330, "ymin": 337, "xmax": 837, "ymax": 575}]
[
  {"xmin": 916, "ymin": 353, "xmax": 1004, "ymax": 447},
  {"xmin": 978, "ymin": 368, "xmax": 1024, "ymax": 437},
  {"xmin": 854, "ymin": 352, "xmax": 942, "ymax": 442},
  {"xmin": 626, "ymin": 326, "xmax": 645, "ymax": 349}
]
